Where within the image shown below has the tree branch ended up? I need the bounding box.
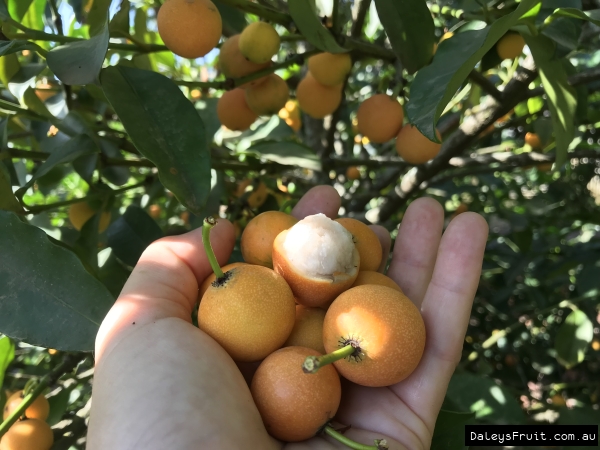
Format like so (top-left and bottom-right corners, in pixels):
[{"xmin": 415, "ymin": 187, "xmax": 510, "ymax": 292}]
[
  {"xmin": 351, "ymin": 0, "xmax": 372, "ymax": 38},
  {"xmin": 468, "ymin": 70, "xmax": 502, "ymax": 101}
]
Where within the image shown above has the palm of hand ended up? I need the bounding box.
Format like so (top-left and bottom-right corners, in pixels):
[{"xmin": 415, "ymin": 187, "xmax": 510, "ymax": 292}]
[{"xmin": 87, "ymin": 186, "xmax": 487, "ymax": 450}]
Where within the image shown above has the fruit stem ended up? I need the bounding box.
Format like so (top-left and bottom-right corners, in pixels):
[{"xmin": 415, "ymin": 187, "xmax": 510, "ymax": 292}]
[
  {"xmin": 302, "ymin": 344, "xmax": 355, "ymax": 374},
  {"xmin": 202, "ymin": 217, "xmax": 225, "ymax": 279},
  {"xmin": 323, "ymin": 425, "xmax": 388, "ymax": 450}
]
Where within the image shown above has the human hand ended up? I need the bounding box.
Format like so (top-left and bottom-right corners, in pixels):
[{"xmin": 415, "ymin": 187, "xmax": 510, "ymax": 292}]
[{"xmin": 87, "ymin": 186, "xmax": 488, "ymax": 450}]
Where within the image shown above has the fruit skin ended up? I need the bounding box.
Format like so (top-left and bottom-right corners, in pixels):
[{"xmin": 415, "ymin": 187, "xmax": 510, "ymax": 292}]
[
  {"xmin": 496, "ymin": 33, "xmax": 525, "ymax": 60},
  {"xmin": 198, "ymin": 265, "xmax": 296, "ymax": 362},
  {"xmin": 396, "ymin": 124, "xmax": 442, "ymax": 165},
  {"xmin": 308, "ymin": 52, "xmax": 352, "ymax": 87},
  {"xmin": 357, "ymin": 94, "xmax": 404, "ymax": 143},
  {"xmin": 157, "ymin": 0, "xmax": 222, "ymax": 59},
  {"xmin": 351, "ymin": 271, "xmax": 402, "ymax": 293},
  {"xmin": 0, "ymin": 418, "xmax": 53, "ymax": 450},
  {"xmin": 272, "ymin": 228, "xmax": 360, "ymax": 308},
  {"xmin": 241, "ymin": 211, "xmax": 298, "ymax": 268},
  {"xmin": 335, "ymin": 218, "xmax": 382, "ymax": 271},
  {"xmin": 218, "ymin": 35, "xmax": 270, "ymax": 88},
  {"xmin": 250, "ymin": 346, "xmax": 341, "ymax": 442},
  {"xmin": 68, "ymin": 202, "xmax": 111, "ymax": 233},
  {"xmin": 346, "ymin": 166, "xmax": 360, "ymax": 180},
  {"xmin": 217, "ymin": 88, "xmax": 258, "ymax": 131},
  {"xmin": 3, "ymin": 391, "xmax": 50, "ymax": 421},
  {"xmin": 239, "ymin": 22, "xmax": 280, "ymax": 64},
  {"xmin": 296, "ymin": 73, "xmax": 342, "ymax": 119},
  {"xmin": 198, "ymin": 262, "xmax": 247, "ymax": 298},
  {"xmin": 323, "ymin": 285, "xmax": 426, "ymax": 387},
  {"xmin": 525, "ymin": 132, "xmax": 541, "ymax": 149},
  {"xmin": 283, "ymin": 305, "xmax": 326, "ymax": 353},
  {"xmin": 245, "ymin": 74, "xmax": 289, "ymax": 116}
]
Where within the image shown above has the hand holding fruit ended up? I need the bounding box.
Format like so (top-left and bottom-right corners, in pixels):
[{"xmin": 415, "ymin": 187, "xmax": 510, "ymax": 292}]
[{"xmin": 87, "ymin": 186, "xmax": 488, "ymax": 449}]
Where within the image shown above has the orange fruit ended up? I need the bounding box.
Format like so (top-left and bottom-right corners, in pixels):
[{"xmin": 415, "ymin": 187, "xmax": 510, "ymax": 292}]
[
  {"xmin": 239, "ymin": 22, "xmax": 280, "ymax": 64},
  {"xmin": 68, "ymin": 202, "xmax": 111, "ymax": 233},
  {"xmin": 198, "ymin": 262, "xmax": 247, "ymax": 298},
  {"xmin": 278, "ymin": 100, "xmax": 301, "ymax": 132},
  {"xmin": 3, "ymin": 391, "xmax": 49, "ymax": 421},
  {"xmin": 308, "ymin": 52, "xmax": 352, "ymax": 86},
  {"xmin": 346, "ymin": 166, "xmax": 361, "ymax": 180},
  {"xmin": 0, "ymin": 419, "xmax": 53, "ymax": 450},
  {"xmin": 496, "ymin": 33, "xmax": 525, "ymax": 60},
  {"xmin": 245, "ymin": 74, "xmax": 289, "ymax": 116},
  {"xmin": 296, "ymin": 73, "xmax": 342, "ymax": 119},
  {"xmin": 396, "ymin": 124, "xmax": 442, "ymax": 164},
  {"xmin": 525, "ymin": 132, "xmax": 541, "ymax": 149},
  {"xmin": 218, "ymin": 35, "xmax": 270, "ymax": 88},
  {"xmin": 149, "ymin": 204, "xmax": 161, "ymax": 219},
  {"xmin": 351, "ymin": 271, "xmax": 402, "ymax": 292},
  {"xmin": 283, "ymin": 305, "xmax": 326, "ymax": 353},
  {"xmin": 335, "ymin": 218, "xmax": 382, "ymax": 271},
  {"xmin": 241, "ymin": 211, "xmax": 298, "ymax": 268},
  {"xmin": 357, "ymin": 94, "xmax": 404, "ymax": 143},
  {"xmin": 217, "ymin": 88, "xmax": 258, "ymax": 131}
]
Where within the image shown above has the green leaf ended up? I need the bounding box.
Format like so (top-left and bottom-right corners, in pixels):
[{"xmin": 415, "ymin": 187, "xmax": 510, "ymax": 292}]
[
  {"xmin": 525, "ymin": 35, "xmax": 576, "ymax": 167},
  {"xmin": 288, "ymin": 0, "xmax": 348, "ymax": 53},
  {"xmin": 542, "ymin": 18, "xmax": 582, "ymax": 51},
  {"xmin": 406, "ymin": 0, "xmax": 540, "ymax": 141},
  {"xmin": 87, "ymin": 0, "xmax": 111, "ymax": 36},
  {"xmin": 22, "ymin": 86, "xmax": 53, "ymax": 118},
  {"xmin": 244, "ymin": 140, "xmax": 322, "ymax": 171},
  {"xmin": 0, "ymin": 40, "xmax": 43, "ymax": 57},
  {"xmin": 555, "ymin": 309, "xmax": 593, "ymax": 369},
  {"xmin": 109, "ymin": 0, "xmax": 131, "ymax": 37},
  {"xmin": 431, "ymin": 409, "xmax": 474, "ymax": 450},
  {"xmin": 47, "ymin": 388, "xmax": 72, "ymax": 426},
  {"xmin": 0, "ymin": 164, "xmax": 22, "ymax": 213},
  {"xmin": 373, "ymin": 0, "xmax": 435, "ymax": 74},
  {"xmin": 0, "ymin": 53, "xmax": 20, "ymax": 87},
  {"xmin": 545, "ymin": 8, "xmax": 600, "ymax": 26},
  {"xmin": 196, "ymin": 98, "xmax": 220, "ymax": 146},
  {"xmin": 0, "ymin": 336, "xmax": 15, "ymax": 388},
  {"xmin": 100, "ymin": 65, "xmax": 211, "ymax": 214},
  {"xmin": 0, "ymin": 0, "xmax": 10, "ymax": 20},
  {"xmin": 214, "ymin": 0, "xmax": 247, "ymax": 34},
  {"xmin": 0, "ymin": 211, "xmax": 114, "ymax": 351},
  {"xmin": 98, "ymin": 251, "xmax": 131, "ymax": 298},
  {"xmin": 107, "ymin": 205, "xmax": 163, "ymax": 267},
  {"xmin": 46, "ymin": 22, "xmax": 109, "ymax": 85},
  {"xmin": 557, "ymin": 405, "xmax": 600, "ymax": 450}
]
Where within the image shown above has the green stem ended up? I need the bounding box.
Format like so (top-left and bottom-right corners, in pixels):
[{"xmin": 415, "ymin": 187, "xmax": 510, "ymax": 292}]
[
  {"xmin": 202, "ymin": 217, "xmax": 224, "ymax": 279},
  {"xmin": 303, "ymin": 344, "xmax": 356, "ymax": 374},
  {"xmin": 323, "ymin": 426, "xmax": 388, "ymax": 450},
  {"xmin": 332, "ymin": 0, "xmax": 342, "ymax": 35},
  {"xmin": 278, "ymin": 199, "xmax": 294, "ymax": 212}
]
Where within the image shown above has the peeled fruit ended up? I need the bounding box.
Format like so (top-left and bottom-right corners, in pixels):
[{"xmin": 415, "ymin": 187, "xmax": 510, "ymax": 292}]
[
  {"xmin": 346, "ymin": 166, "xmax": 360, "ymax": 180},
  {"xmin": 308, "ymin": 52, "xmax": 352, "ymax": 87},
  {"xmin": 218, "ymin": 35, "xmax": 270, "ymax": 88},
  {"xmin": 68, "ymin": 202, "xmax": 111, "ymax": 233},
  {"xmin": 198, "ymin": 265, "xmax": 296, "ymax": 362},
  {"xmin": 356, "ymin": 94, "xmax": 404, "ymax": 143},
  {"xmin": 198, "ymin": 262, "xmax": 247, "ymax": 298},
  {"xmin": 525, "ymin": 132, "xmax": 541, "ymax": 149},
  {"xmin": 3, "ymin": 391, "xmax": 49, "ymax": 421},
  {"xmin": 217, "ymin": 88, "xmax": 258, "ymax": 131},
  {"xmin": 245, "ymin": 74, "xmax": 289, "ymax": 116},
  {"xmin": 396, "ymin": 124, "xmax": 442, "ymax": 165},
  {"xmin": 241, "ymin": 211, "xmax": 298, "ymax": 268},
  {"xmin": 323, "ymin": 285, "xmax": 426, "ymax": 387},
  {"xmin": 272, "ymin": 213, "xmax": 359, "ymax": 308},
  {"xmin": 352, "ymin": 271, "xmax": 402, "ymax": 293},
  {"xmin": 283, "ymin": 306, "xmax": 326, "ymax": 354},
  {"xmin": 296, "ymin": 73, "xmax": 342, "ymax": 119},
  {"xmin": 239, "ymin": 22, "xmax": 280, "ymax": 64},
  {"xmin": 0, "ymin": 419, "xmax": 53, "ymax": 450},
  {"xmin": 251, "ymin": 346, "xmax": 341, "ymax": 441},
  {"xmin": 335, "ymin": 217, "xmax": 382, "ymax": 272},
  {"xmin": 496, "ymin": 33, "xmax": 525, "ymax": 60},
  {"xmin": 157, "ymin": 0, "xmax": 222, "ymax": 59}
]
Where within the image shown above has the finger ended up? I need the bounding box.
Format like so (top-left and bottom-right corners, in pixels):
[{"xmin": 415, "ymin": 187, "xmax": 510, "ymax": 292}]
[
  {"xmin": 391, "ymin": 212, "xmax": 488, "ymax": 430},
  {"xmin": 291, "ymin": 185, "xmax": 341, "ymax": 219},
  {"xmin": 95, "ymin": 219, "xmax": 235, "ymax": 361},
  {"xmin": 387, "ymin": 198, "xmax": 444, "ymax": 307},
  {"xmin": 369, "ymin": 225, "xmax": 391, "ymax": 273}
]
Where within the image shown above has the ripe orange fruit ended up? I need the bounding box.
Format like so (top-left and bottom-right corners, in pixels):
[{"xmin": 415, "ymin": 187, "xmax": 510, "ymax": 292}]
[
  {"xmin": 240, "ymin": 211, "xmax": 298, "ymax": 268},
  {"xmin": 217, "ymin": 88, "xmax": 258, "ymax": 131},
  {"xmin": 296, "ymin": 73, "xmax": 342, "ymax": 119},
  {"xmin": 68, "ymin": 202, "xmax": 111, "ymax": 233},
  {"xmin": 157, "ymin": 0, "xmax": 222, "ymax": 59},
  {"xmin": 335, "ymin": 218, "xmax": 382, "ymax": 272},
  {"xmin": 551, "ymin": 394, "xmax": 566, "ymax": 407},
  {"xmin": 396, "ymin": 124, "xmax": 442, "ymax": 164},
  {"xmin": 218, "ymin": 35, "xmax": 270, "ymax": 88},
  {"xmin": 346, "ymin": 166, "xmax": 361, "ymax": 180},
  {"xmin": 525, "ymin": 132, "xmax": 541, "ymax": 149},
  {"xmin": 198, "ymin": 262, "xmax": 247, "ymax": 298},
  {"xmin": 251, "ymin": 346, "xmax": 341, "ymax": 441},
  {"xmin": 239, "ymin": 22, "xmax": 280, "ymax": 64},
  {"xmin": 198, "ymin": 265, "xmax": 296, "ymax": 362},
  {"xmin": 0, "ymin": 419, "xmax": 53, "ymax": 450},
  {"xmin": 236, "ymin": 180, "xmax": 269, "ymax": 208},
  {"xmin": 496, "ymin": 33, "xmax": 525, "ymax": 60},
  {"xmin": 283, "ymin": 306, "xmax": 326, "ymax": 353},
  {"xmin": 3, "ymin": 391, "xmax": 49, "ymax": 421},
  {"xmin": 245, "ymin": 74, "xmax": 289, "ymax": 116},
  {"xmin": 278, "ymin": 100, "xmax": 301, "ymax": 132},
  {"xmin": 357, "ymin": 94, "xmax": 404, "ymax": 143},
  {"xmin": 323, "ymin": 285, "xmax": 426, "ymax": 386},
  {"xmin": 308, "ymin": 52, "xmax": 352, "ymax": 86},
  {"xmin": 149, "ymin": 204, "xmax": 161, "ymax": 219},
  {"xmin": 351, "ymin": 271, "xmax": 402, "ymax": 292}
]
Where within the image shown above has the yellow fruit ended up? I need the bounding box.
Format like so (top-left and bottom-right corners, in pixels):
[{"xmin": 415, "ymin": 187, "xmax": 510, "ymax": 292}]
[
  {"xmin": 198, "ymin": 262, "xmax": 247, "ymax": 298},
  {"xmin": 235, "ymin": 179, "xmax": 269, "ymax": 208},
  {"xmin": 439, "ymin": 31, "xmax": 454, "ymax": 43},
  {"xmin": 525, "ymin": 132, "xmax": 541, "ymax": 149},
  {"xmin": 357, "ymin": 94, "xmax": 404, "ymax": 143},
  {"xmin": 308, "ymin": 52, "xmax": 352, "ymax": 87},
  {"xmin": 346, "ymin": 166, "xmax": 361, "ymax": 180},
  {"xmin": 278, "ymin": 100, "xmax": 301, "ymax": 132},
  {"xmin": 396, "ymin": 124, "xmax": 442, "ymax": 165},
  {"xmin": 283, "ymin": 306, "xmax": 326, "ymax": 353},
  {"xmin": 218, "ymin": 34, "xmax": 270, "ymax": 87},
  {"xmin": 296, "ymin": 73, "xmax": 342, "ymax": 119},
  {"xmin": 68, "ymin": 202, "xmax": 111, "ymax": 233},
  {"xmin": 245, "ymin": 74, "xmax": 289, "ymax": 116},
  {"xmin": 351, "ymin": 271, "xmax": 402, "ymax": 292},
  {"xmin": 190, "ymin": 89, "xmax": 202, "ymax": 100},
  {"xmin": 0, "ymin": 419, "xmax": 53, "ymax": 450},
  {"xmin": 157, "ymin": 0, "xmax": 222, "ymax": 59},
  {"xmin": 239, "ymin": 22, "xmax": 280, "ymax": 64},
  {"xmin": 241, "ymin": 211, "xmax": 298, "ymax": 268},
  {"xmin": 496, "ymin": 33, "xmax": 525, "ymax": 60},
  {"xmin": 335, "ymin": 217, "xmax": 382, "ymax": 271},
  {"xmin": 551, "ymin": 394, "xmax": 566, "ymax": 407},
  {"xmin": 149, "ymin": 204, "xmax": 161, "ymax": 219},
  {"xmin": 217, "ymin": 88, "xmax": 258, "ymax": 131},
  {"xmin": 3, "ymin": 391, "xmax": 49, "ymax": 421}
]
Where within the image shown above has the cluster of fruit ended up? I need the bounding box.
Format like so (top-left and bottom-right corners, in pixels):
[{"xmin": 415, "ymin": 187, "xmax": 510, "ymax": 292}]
[
  {"xmin": 1, "ymin": 390, "xmax": 53, "ymax": 449},
  {"xmin": 198, "ymin": 211, "xmax": 426, "ymax": 445}
]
